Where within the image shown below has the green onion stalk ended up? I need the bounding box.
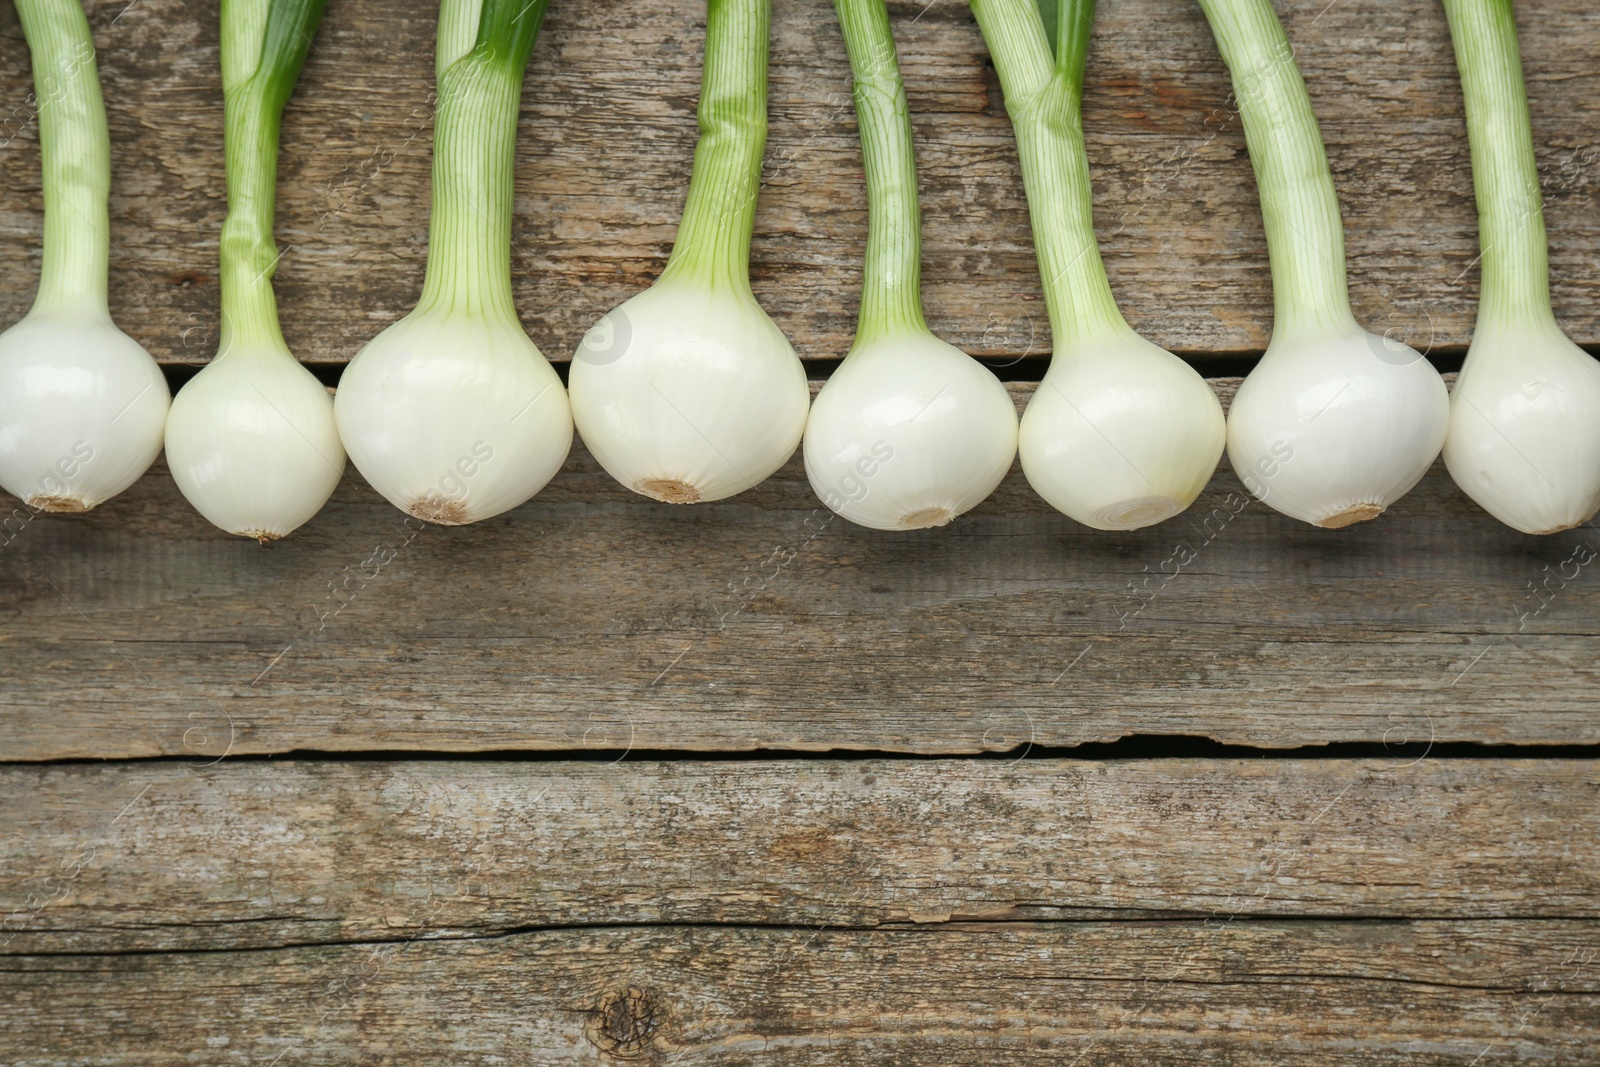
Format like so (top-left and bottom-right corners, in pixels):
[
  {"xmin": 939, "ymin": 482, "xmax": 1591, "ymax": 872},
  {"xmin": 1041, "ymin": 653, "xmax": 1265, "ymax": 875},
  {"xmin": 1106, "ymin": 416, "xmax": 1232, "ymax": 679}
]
[
  {"xmin": 0, "ymin": 0, "xmax": 169, "ymax": 513},
  {"xmin": 800, "ymin": 0, "xmax": 1018, "ymax": 531},
  {"xmin": 336, "ymin": 0, "xmax": 573, "ymax": 525},
  {"xmin": 973, "ymin": 0, "xmax": 1225, "ymax": 531},
  {"xmin": 165, "ymin": 0, "xmax": 346, "ymax": 540},
  {"xmin": 1440, "ymin": 0, "xmax": 1600, "ymax": 534},
  {"xmin": 567, "ymin": 0, "xmax": 809, "ymax": 505},
  {"xmin": 1197, "ymin": 0, "xmax": 1447, "ymax": 529}
]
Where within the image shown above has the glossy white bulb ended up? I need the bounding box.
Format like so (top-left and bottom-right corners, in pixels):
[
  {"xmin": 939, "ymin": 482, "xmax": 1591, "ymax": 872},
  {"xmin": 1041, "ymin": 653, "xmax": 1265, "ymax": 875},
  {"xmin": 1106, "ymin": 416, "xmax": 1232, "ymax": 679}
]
[
  {"xmin": 569, "ymin": 281, "xmax": 809, "ymax": 504},
  {"xmin": 0, "ymin": 311, "xmax": 169, "ymax": 512},
  {"xmin": 1021, "ymin": 331, "xmax": 1225, "ymax": 530},
  {"xmin": 1443, "ymin": 318, "xmax": 1600, "ymax": 534},
  {"xmin": 335, "ymin": 308, "xmax": 572, "ymax": 524},
  {"xmin": 165, "ymin": 348, "xmax": 344, "ymax": 541},
  {"xmin": 803, "ymin": 331, "xmax": 1016, "ymax": 530},
  {"xmin": 1227, "ymin": 327, "xmax": 1449, "ymax": 528}
]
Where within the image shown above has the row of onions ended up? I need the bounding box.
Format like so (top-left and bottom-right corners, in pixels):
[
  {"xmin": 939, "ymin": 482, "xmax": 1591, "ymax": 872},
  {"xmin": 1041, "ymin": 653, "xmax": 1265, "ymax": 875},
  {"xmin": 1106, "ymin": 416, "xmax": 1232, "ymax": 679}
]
[{"xmin": 0, "ymin": 0, "xmax": 1592, "ymax": 540}]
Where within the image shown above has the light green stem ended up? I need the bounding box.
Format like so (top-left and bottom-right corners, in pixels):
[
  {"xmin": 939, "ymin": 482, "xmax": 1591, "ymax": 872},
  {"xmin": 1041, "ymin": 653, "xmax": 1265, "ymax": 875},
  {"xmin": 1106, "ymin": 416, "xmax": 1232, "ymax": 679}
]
[
  {"xmin": 971, "ymin": 0, "xmax": 1126, "ymax": 347},
  {"xmin": 1197, "ymin": 0, "xmax": 1358, "ymax": 342},
  {"xmin": 417, "ymin": 0, "xmax": 548, "ymax": 322},
  {"xmin": 1049, "ymin": 0, "xmax": 1091, "ymax": 107},
  {"xmin": 1442, "ymin": 0, "xmax": 1553, "ymax": 330},
  {"xmin": 835, "ymin": 0, "xmax": 926, "ymax": 344},
  {"xmin": 659, "ymin": 0, "xmax": 769, "ymax": 293},
  {"xmin": 1035, "ymin": 0, "xmax": 1061, "ymax": 61},
  {"xmin": 13, "ymin": 0, "xmax": 110, "ymax": 318},
  {"xmin": 220, "ymin": 90, "xmax": 288, "ymax": 353},
  {"xmin": 218, "ymin": 0, "xmax": 328, "ymax": 356}
]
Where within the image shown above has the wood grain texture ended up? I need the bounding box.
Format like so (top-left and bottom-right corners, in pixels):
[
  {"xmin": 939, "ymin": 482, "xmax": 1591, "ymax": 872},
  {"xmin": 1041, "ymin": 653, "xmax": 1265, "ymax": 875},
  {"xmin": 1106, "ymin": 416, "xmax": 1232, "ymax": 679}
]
[
  {"xmin": 2, "ymin": 759, "xmax": 1596, "ymax": 955},
  {"xmin": 5, "ymin": 381, "xmax": 1600, "ymax": 760},
  {"xmin": 0, "ymin": 0, "xmax": 1597, "ymax": 365},
  {"xmin": 2, "ymin": 920, "xmax": 1596, "ymax": 1064},
  {"xmin": 2, "ymin": 1, "xmax": 1597, "ymax": 1059}
]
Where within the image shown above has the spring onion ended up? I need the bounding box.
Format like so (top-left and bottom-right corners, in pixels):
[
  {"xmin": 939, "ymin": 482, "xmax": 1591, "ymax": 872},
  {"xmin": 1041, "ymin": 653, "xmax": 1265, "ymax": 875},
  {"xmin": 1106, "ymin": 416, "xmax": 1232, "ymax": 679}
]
[
  {"xmin": 568, "ymin": 0, "xmax": 809, "ymax": 505},
  {"xmin": 799, "ymin": 0, "xmax": 1017, "ymax": 530},
  {"xmin": 973, "ymin": 0, "xmax": 1226, "ymax": 531},
  {"xmin": 1198, "ymin": 0, "xmax": 1448, "ymax": 528},
  {"xmin": 164, "ymin": 0, "xmax": 345, "ymax": 540},
  {"xmin": 1440, "ymin": 0, "xmax": 1600, "ymax": 534},
  {"xmin": 335, "ymin": 0, "xmax": 572, "ymax": 525},
  {"xmin": 0, "ymin": 0, "xmax": 169, "ymax": 512}
]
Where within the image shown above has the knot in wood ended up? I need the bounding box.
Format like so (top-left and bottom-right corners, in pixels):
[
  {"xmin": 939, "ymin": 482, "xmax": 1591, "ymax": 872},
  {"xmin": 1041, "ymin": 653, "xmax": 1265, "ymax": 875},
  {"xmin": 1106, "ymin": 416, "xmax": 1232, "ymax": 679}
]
[{"xmin": 585, "ymin": 985, "xmax": 670, "ymax": 1058}]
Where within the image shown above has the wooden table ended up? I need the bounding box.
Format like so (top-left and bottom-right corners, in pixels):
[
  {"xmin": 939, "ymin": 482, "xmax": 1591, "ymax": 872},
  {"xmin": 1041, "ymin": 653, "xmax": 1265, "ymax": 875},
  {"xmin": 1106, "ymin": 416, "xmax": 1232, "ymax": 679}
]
[{"xmin": 3, "ymin": 0, "xmax": 1598, "ymax": 1061}]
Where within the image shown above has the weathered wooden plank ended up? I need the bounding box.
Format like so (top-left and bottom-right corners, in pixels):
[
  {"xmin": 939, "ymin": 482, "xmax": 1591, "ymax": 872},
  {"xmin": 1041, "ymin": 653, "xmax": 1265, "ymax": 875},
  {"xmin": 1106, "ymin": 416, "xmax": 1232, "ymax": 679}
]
[
  {"xmin": 1, "ymin": 920, "xmax": 1595, "ymax": 1064},
  {"xmin": 0, "ymin": 0, "xmax": 1596, "ymax": 365},
  {"xmin": 5, "ymin": 380, "xmax": 1600, "ymax": 759},
  {"xmin": 2, "ymin": 760, "xmax": 1595, "ymax": 954}
]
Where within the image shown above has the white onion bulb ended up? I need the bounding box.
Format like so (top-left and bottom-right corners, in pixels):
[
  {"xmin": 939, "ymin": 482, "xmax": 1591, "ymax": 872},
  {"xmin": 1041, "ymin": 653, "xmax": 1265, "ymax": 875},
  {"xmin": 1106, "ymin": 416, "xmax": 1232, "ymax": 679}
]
[
  {"xmin": 165, "ymin": 349, "xmax": 344, "ymax": 541},
  {"xmin": 571, "ymin": 281, "xmax": 808, "ymax": 504},
  {"xmin": 1444, "ymin": 320, "xmax": 1600, "ymax": 534},
  {"xmin": 1227, "ymin": 329, "xmax": 1448, "ymax": 527},
  {"xmin": 0, "ymin": 313, "xmax": 168, "ymax": 512},
  {"xmin": 335, "ymin": 309, "xmax": 572, "ymax": 523},
  {"xmin": 1021, "ymin": 332, "xmax": 1225, "ymax": 531},
  {"xmin": 803, "ymin": 332, "xmax": 1017, "ymax": 530}
]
